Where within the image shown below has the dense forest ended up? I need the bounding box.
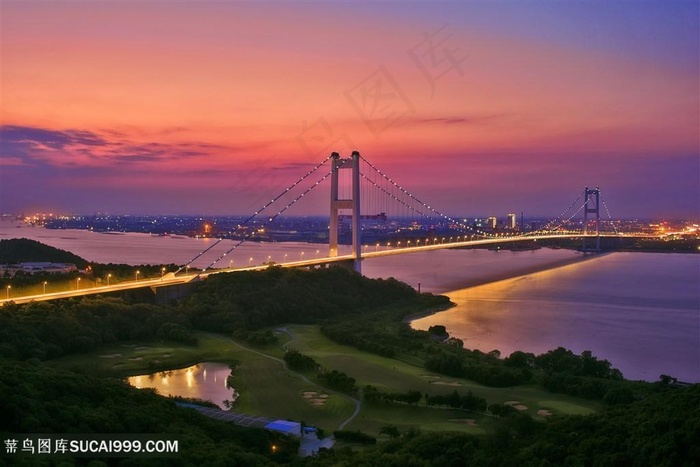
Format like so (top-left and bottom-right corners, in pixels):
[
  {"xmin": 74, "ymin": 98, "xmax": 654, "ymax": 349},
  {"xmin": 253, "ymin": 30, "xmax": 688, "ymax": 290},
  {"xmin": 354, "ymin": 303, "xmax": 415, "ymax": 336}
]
[
  {"xmin": 0, "ymin": 359, "xmax": 296, "ymax": 465},
  {"xmin": 0, "ymin": 240, "xmax": 698, "ymax": 465}
]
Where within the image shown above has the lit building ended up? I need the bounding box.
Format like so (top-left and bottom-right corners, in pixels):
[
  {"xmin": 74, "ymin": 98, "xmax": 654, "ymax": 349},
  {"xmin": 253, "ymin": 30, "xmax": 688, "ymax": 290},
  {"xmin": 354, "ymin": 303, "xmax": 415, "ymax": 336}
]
[
  {"xmin": 487, "ymin": 216, "xmax": 497, "ymax": 229},
  {"xmin": 507, "ymin": 213, "xmax": 516, "ymax": 229}
]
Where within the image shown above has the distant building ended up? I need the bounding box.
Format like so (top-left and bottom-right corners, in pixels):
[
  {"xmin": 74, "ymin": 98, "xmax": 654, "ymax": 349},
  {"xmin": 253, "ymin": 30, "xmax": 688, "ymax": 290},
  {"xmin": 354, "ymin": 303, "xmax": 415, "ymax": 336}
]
[
  {"xmin": 0, "ymin": 262, "xmax": 77, "ymax": 277},
  {"xmin": 487, "ymin": 216, "xmax": 497, "ymax": 229},
  {"xmin": 507, "ymin": 213, "xmax": 516, "ymax": 229}
]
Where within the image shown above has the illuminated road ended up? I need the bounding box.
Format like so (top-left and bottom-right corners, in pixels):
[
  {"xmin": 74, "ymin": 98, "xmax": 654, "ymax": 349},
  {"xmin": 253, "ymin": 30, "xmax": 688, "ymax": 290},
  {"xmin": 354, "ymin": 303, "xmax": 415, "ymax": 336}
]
[{"xmin": 0, "ymin": 233, "xmax": 652, "ymax": 306}]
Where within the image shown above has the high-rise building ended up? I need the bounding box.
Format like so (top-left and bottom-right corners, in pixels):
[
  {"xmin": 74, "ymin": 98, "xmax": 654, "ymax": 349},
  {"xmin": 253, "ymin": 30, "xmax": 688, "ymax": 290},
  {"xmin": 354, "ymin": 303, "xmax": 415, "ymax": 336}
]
[
  {"xmin": 507, "ymin": 213, "xmax": 516, "ymax": 229},
  {"xmin": 487, "ymin": 216, "xmax": 497, "ymax": 229}
]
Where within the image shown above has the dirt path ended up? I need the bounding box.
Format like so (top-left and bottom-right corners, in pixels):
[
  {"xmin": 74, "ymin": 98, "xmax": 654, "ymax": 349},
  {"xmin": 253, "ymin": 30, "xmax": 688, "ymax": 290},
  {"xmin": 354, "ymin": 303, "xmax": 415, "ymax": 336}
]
[{"xmin": 217, "ymin": 331, "xmax": 362, "ymax": 431}]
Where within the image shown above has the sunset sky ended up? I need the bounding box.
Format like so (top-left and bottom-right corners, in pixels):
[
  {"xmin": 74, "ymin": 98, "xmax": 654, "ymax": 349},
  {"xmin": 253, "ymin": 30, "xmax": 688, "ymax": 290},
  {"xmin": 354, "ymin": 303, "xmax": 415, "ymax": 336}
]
[{"xmin": 1, "ymin": 1, "xmax": 698, "ymax": 218}]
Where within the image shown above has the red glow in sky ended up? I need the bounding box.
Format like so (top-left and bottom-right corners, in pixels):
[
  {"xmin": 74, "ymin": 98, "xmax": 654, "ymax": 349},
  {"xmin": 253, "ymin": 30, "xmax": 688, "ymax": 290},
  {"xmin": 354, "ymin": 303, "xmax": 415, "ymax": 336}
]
[{"xmin": 1, "ymin": 2, "xmax": 698, "ymax": 218}]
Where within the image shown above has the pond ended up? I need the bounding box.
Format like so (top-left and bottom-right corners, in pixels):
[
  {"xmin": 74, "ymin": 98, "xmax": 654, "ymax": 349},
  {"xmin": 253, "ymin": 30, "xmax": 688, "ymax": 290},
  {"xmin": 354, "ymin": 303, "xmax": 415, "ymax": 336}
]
[{"xmin": 128, "ymin": 362, "xmax": 237, "ymax": 409}]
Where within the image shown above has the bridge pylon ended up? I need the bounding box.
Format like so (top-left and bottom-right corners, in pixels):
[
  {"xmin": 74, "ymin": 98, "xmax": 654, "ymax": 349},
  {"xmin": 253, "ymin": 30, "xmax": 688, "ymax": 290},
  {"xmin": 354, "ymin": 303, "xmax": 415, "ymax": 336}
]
[
  {"xmin": 329, "ymin": 151, "xmax": 361, "ymax": 272},
  {"xmin": 582, "ymin": 186, "xmax": 601, "ymax": 252}
]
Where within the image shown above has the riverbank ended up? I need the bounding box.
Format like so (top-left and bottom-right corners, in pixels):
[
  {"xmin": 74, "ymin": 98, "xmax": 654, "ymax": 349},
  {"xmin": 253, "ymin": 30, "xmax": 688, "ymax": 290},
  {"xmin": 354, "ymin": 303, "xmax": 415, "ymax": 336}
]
[
  {"xmin": 403, "ymin": 251, "xmax": 611, "ymax": 324},
  {"xmin": 431, "ymin": 250, "xmax": 611, "ymax": 294}
]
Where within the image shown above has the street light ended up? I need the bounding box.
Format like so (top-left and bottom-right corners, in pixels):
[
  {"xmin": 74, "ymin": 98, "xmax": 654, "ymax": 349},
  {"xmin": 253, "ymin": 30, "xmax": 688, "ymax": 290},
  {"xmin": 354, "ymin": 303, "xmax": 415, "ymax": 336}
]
[
  {"xmin": 249, "ymin": 257, "xmax": 253, "ymax": 266},
  {"xmin": 135, "ymin": 270, "xmax": 140, "ymax": 282},
  {"xmin": 161, "ymin": 267, "xmax": 166, "ymax": 280},
  {"xmin": 76, "ymin": 277, "xmax": 81, "ymax": 290},
  {"xmin": 5, "ymin": 285, "xmax": 10, "ymax": 299},
  {"xmin": 185, "ymin": 265, "xmax": 189, "ymax": 275},
  {"xmin": 300, "ymin": 252, "xmax": 305, "ymax": 260},
  {"xmin": 107, "ymin": 274, "xmax": 112, "ymax": 286},
  {"xmin": 43, "ymin": 281, "xmax": 48, "ymax": 294},
  {"xmin": 268, "ymin": 255, "xmax": 272, "ymax": 263},
  {"xmin": 284, "ymin": 253, "xmax": 288, "ymax": 262},
  {"xmin": 315, "ymin": 249, "xmax": 320, "ymax": 258},
  {"xmin": 229, "ymin": 260, "xmax": 234, "ymax": 269}
]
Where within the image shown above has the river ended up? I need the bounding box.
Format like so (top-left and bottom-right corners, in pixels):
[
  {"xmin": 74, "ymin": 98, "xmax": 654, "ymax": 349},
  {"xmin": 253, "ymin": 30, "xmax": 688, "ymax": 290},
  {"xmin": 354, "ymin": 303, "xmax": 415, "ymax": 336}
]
[{"xmin": 2, "ymin": 219, "xmax": 698, "ymax": 382}]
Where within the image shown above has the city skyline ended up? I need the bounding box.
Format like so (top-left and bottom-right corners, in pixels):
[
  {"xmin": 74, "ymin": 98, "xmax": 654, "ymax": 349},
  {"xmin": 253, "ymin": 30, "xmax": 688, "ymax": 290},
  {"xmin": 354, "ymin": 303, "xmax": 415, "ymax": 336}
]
[{"xmin": 1, "ymin": 1, "xmax": 698, "ymax": 219}]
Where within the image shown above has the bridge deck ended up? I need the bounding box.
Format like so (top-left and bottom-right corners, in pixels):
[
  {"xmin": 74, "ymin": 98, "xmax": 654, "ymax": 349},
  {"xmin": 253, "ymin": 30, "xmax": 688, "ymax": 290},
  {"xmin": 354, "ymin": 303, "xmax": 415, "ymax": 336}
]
[{"xmin": 1, "ymin": 233, "xmax": 648, "ymax": 305}]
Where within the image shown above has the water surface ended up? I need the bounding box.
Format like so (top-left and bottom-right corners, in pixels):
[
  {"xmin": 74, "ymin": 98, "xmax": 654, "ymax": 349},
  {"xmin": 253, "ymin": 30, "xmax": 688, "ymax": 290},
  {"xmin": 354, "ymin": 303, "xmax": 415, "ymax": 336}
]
[
  {"xmin": 4, "ymin": 220, "xmax": 698, "ymax": 382},
  {"xmin": 128, "ymin": 362, "xmax": 236, "ymax": 409},
  {"xmin": 412, "ymin": 253, "xmax": 699, "ymax": 382}
]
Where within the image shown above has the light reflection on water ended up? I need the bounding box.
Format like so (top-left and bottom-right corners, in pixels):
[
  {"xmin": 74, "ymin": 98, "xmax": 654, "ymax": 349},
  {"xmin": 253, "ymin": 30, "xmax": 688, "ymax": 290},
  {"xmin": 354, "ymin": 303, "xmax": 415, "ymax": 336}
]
[
  {"xmin": 411, "ymin": 253, "xmax": 700, "ymax": 382},
  {"xmin": 128, "ymin": 362, "xmax": 236, "ymax": 409},
  {"xmin": 3, "ymin": 221, "xmax": 698, "ymax": 383}
]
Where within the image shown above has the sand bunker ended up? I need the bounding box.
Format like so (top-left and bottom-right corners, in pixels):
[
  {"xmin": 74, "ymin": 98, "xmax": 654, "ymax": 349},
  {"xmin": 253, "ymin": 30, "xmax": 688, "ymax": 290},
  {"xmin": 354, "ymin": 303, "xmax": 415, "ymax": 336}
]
[
  {"xmin": 302, "ymin": 391, "xmax": 317, "ymax": 398},
  {"xmin": 537, "ymin": 409, "xmax": 553, "ymax": 416},
  {"xmin": 129, "ymin": 357, "xmax": 143, "ymax": 361},
  {"xmin": 99, "ymin": 354, "xmax": 122, "ymax": 358},
  {"xmin": 319, "ymin": 394, "xmax": 329, "ymax": 398},
  {"xmin": 430, "ymin": 381, "xmax": 462, "ymax": 386},
  {"xmin": 310, "ymin": 399, "xmax": 326, "ymax": 405},
  {"xmin": 504, "ymin": 401, "xmax": 528, "ymax": 411}
]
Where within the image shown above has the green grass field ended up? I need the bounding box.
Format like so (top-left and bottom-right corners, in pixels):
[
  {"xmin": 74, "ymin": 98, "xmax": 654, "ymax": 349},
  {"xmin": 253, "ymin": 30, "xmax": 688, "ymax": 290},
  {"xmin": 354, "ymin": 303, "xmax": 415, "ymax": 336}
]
[
  {"xmin": 49, "ymin": 332, "xmax": 245, "ymax": 376},
  {"xmin": 49, "ymin": 326, "xmax": 599, "ymax": 436},
  {"xmin": 286, "ymin": 324, "xmax": 599, "ymax": 422}
]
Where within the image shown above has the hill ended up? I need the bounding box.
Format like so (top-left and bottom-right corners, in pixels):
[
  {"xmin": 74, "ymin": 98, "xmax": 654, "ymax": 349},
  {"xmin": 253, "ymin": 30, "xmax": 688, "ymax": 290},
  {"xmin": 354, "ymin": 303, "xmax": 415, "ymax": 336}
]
[{"xmin": 0, "ymin": 238, "xmax": 89, "ymax": 267}]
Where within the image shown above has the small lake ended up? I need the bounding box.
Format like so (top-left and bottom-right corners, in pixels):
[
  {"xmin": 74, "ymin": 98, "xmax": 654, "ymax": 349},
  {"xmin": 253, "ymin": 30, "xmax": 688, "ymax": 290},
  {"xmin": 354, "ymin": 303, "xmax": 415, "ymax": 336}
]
[{"xmin": 128, "ymin": 362, "xmax": 237, "ymax": 408}]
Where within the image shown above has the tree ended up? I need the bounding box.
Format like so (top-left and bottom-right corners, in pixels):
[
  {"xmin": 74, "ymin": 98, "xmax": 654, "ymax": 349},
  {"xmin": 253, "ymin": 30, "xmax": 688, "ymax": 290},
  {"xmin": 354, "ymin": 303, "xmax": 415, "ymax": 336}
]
[{"xmin": 379, "ymin": 425, "xmax": 401, "ymax": 439}]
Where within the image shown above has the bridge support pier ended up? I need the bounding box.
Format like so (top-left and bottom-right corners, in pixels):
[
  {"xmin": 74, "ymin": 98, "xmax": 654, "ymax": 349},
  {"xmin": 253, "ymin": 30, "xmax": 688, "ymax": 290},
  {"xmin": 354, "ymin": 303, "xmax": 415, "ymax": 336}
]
[
  {"xmin": 582, "ymin": 186, "xmax": 601, "ymax": 252},
  {"xmin": 329, "ymin": 151, "xmax": 362, "ymax": 273}
]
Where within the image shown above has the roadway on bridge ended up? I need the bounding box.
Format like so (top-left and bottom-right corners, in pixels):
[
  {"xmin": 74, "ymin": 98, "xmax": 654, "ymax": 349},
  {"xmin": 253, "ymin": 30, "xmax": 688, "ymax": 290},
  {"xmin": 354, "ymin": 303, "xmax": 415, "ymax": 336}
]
[{"xmin": 1, "ymin": 233, "xmax": 638, "ymax": 306}]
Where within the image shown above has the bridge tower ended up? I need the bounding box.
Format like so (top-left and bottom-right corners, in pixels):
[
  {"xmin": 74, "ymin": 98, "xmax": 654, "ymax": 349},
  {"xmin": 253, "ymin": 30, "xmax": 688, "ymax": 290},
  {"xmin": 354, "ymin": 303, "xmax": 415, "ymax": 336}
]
[
  {"xmin": 329, "ymin": 151, "xmax": 361, "ymax": 272},
  {"xmin": 581, "ymin": 186, "xmax": 601, "ymax": 252}
]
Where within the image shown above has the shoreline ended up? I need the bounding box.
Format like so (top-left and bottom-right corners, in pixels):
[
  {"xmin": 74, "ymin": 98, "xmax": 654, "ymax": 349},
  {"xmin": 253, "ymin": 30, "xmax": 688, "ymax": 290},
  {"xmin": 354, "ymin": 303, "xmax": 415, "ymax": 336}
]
[
  {"xmin": 405, "ymin": 251, "xmax": 613, "ymax": 323},
  {"xmin": 434, "ymin": 250, "xmax": 613, "ymax": 294}
]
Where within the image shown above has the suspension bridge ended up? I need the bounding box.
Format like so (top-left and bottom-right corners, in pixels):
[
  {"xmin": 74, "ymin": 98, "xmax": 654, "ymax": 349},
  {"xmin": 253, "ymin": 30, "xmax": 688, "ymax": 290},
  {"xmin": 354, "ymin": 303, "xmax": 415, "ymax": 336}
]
[{"xmin": 2, "ymin": 151, "xmax": 652, "ymax": 305}]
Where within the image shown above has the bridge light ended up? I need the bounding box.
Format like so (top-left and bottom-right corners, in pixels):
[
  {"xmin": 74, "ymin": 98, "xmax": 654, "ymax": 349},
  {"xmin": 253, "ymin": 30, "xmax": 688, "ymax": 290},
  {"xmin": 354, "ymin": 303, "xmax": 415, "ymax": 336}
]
[
  {"xmin": 107, "ymin": 274, "xmax": 112, "ymax": 286},
  {"xmin": 135, "ymin": 270, "xmax": 140, "ymax": 282},
  {"xmin": 43, "ymin": 281, "xmax": 48, "ymax": 294}
]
